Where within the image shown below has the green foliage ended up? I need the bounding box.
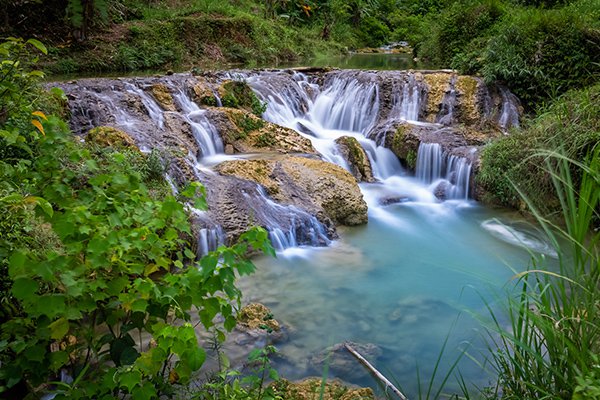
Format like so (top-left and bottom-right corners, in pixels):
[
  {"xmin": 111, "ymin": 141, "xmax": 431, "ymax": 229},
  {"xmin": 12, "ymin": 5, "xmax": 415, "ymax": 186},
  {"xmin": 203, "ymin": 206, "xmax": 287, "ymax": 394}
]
[
  {"xmin": 479, "ymin": 83, "xmax": 600, "ymax": 211},
  {"xmin": 480, "ymin": 3, "xmax": 600, "ymax": 108},
  {"xmin": 485, "ymin": 145, "xmax": 600, "ymax": 399},
  {"xmin": 0, "ymin": 37, "xmax": 276, "ymax": 398},
  {"xmin": 221, "ymin": 81, "xmax": 267, "ymax": 117}
]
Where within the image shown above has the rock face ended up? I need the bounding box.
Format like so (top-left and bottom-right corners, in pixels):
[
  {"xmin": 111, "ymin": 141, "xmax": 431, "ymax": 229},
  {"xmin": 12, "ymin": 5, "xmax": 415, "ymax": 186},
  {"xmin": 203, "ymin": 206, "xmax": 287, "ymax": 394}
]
[
  {"xmin": 215, "ymin": 156, "xmax": 368, "ymax": 227},
  {"xmin": 335, "ymin": 136, "xmax": 375, "ymax": 182},
  {"xmin": 205, "ymin": 108, "xmax": 316, "ymax": 155},
  {"xmin": 150, "ymin": 83, "xmax": 176, "ymax": 111}
]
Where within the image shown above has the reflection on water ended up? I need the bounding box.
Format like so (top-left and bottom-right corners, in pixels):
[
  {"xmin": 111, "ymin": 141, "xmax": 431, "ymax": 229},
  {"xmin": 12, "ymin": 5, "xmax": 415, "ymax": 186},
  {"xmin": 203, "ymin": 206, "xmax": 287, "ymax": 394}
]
[{"xmin": 237, "ymin": 201, "xmax": 557, "ymax": 397}]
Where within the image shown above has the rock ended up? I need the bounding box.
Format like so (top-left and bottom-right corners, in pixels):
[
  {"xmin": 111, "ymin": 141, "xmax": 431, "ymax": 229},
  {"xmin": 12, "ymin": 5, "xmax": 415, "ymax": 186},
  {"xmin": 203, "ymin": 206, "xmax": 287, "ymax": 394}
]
[
  {"xmin": 433, "ymin": 180, "xmax": 449, "ymax": 200},
  {"xmin": 150, "ymin": 83, "xmax": 176, "ymax": 111},
  {"xmin": 237, "ymin": 303, "xmax": 280, "ymax": 332},
  {"xmin": 388, "ymin": 296, "xmax": 456, "ymax": 324},
  {"xmin": 310, "ymin": 342, "xmax": 382, "ymax": 381},
  {"xmin": 335, "ymin": 136, "xmax": 375, "ymax": 182},
  {"xmin": 86, "ymin": 126, "xmax": 137, "ymax": 150},
  {"xmin": 191, "ymin": 77, "xmax": 218, "ymax": 107},
  {"xmin": 272, "ymin": 378, "xmax": 375, "ymax": 400},
  {"xmin": 378, "ymin": 196, "xmax": 408, "ymax": 206},
  {"xmin": 215, "ymin": 155, "xmax": 368, "ymax": 226},
  {"xmin": 218, "ymin": 80, "xmax": 263, "ymax": 114},
  {"xmin": 205, "ymin": 108, "xmax": 316, "ymax": 155}
]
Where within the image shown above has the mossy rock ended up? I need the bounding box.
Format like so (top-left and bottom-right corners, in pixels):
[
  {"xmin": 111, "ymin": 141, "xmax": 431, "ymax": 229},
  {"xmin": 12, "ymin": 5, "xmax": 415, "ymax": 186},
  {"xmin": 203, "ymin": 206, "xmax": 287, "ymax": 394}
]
[
  {"xmin": 86, "ymin": 126, "xmax": 138, "ymax": 150},
  {"xmin": 192, "ymin": 78, "xmax": 218, "ymax": 107},
  {"xmin": 272, "ymin": 378, "xmax": 375, "ymax": 400},
  {"xmin": 218, "ymin": 80, "xmax": 265, "ymax": 116},
  {"xmin": 335, "ymin": 136, "xmax": 374, "ymax": 182},
  {"xmin": 237, "ymin": 303, "xmax": 280, "ymax": 332},
  {"xmin": 423, "ymin": 73, "xmax": 452, "ymax": 122},
  {"xmin": 150, "ymin": 83, "xmax": 176, "ymax": 111}
]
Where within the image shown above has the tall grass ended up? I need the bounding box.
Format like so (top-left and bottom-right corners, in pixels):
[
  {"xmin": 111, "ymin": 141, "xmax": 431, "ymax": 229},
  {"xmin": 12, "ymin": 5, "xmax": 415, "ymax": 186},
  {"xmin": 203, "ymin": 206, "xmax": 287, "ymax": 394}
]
[{"xmin": 486, "ymin": 145, "xmax": 600, "ymax": 399}]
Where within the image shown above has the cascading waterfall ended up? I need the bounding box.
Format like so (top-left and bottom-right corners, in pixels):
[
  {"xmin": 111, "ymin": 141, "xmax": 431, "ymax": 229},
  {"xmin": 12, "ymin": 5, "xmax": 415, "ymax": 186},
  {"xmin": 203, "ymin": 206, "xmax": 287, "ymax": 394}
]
[
  {"xmin": 124, "ymin": 83, "xmax": 165, "ymax": 129},
  {"xmin": 198, "ymin": 226, "xmax": 225, "ymax": 257},
  {"xmin": 173, "ymin": 89, "xmax": 224, "ymax": 157},
  {"xmin": 498, "ymin": 86, "xmax": 520, "ymax": 130},
  {"xmin": 390, "ymin": 73, "xmax": 422, "ymax": 122},
  {"xmin": 415, "ymin": 142, "xmax": 472, "ymax": 200},
  {"xmin": 436, "ymin": 75, "xmax": 457, "ymax": 126},
  {"xmin": 246, "ymin": 187, "xmax": 331, "ymax": 251}
]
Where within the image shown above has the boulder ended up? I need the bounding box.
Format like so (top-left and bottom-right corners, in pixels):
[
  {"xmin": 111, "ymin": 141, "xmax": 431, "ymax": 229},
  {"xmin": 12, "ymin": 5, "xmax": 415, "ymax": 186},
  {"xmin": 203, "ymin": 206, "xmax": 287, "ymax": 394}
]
[
  {"xmin": 150, "ymin": 83, "xmax": 176, "ymax": 112},
  {"xmin": 335, "ymin": 136, "xmax": 375, "ymax": 182},
  {"xmin": 191, "ymin": 77, "xmax": 218, "ymax": 107},
  {"xmin": 310, "ymin": 342, "xmax": 382, "ymax": 381},
  {"xmin": 215, "ymin": 155, "xmax": 368, "ymax": 226},
  {"xmin": 86, "ymin": 126, "xmax": 137, "ymax": 150},
  {"xmin": 237, "ymin": 303, "xmax": 280, "ymax": 333},
  {"xmin": 205, "ymin": 108, "xmax": 316, "ymax": 155}
]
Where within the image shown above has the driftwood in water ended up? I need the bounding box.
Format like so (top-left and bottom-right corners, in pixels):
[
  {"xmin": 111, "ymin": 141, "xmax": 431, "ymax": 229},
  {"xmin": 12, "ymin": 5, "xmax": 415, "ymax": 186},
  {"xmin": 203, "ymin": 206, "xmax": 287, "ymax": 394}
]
[{"xmin": 344, "ymin": 342, "xmax": 408, "ymax": 400}]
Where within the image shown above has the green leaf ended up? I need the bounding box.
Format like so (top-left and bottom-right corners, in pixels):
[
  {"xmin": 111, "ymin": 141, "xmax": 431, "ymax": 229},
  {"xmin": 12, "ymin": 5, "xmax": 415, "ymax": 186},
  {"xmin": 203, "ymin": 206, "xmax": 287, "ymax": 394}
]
[
  {"xmin": 49, "ymin": 317, "xmax": 70, "ymax": 340},
  {"xmin": 11, "ymin": 277, "xmax": 38, "ymax": 300},
  {"xmin": 118, "ymin": 369, "xmax": 141, "ymax": 392},
  {"xmin": 33, "ymin": 196, "xmax": 53, "ymax": 217},
  {"xmin": 131, "ymin": 381, "xmax": 157, "ymax": 399},
  {"xmin": 26, "ymin": 38, "xmax": 48, "ymax": 54},
  {"xmin": 49, "ymin": 351, "xmax": 69, "ymax": 371}
]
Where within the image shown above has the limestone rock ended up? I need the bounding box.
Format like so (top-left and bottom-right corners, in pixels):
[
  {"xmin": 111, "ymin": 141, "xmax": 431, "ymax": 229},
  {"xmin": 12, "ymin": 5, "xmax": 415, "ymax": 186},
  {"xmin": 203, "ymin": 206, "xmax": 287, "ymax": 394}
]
[
  {"xmin": 273, "ymin": 378, "xmax": 375, "ymax": 400},
  {"xmin": 86, "ymin": 126, "xmax": 137, "ymax": 150},
  {"xmin": 191, "ymin": 77, "xmax": 218, "ymax": 107},
  {"xmin": 206, "ymin": 108, "xmax": 316, "ymax": 155},
  {"xmin": 237, "ymin": 303, "xmax": 280, "ymax": 332},
  {"xmin": 335, "ymin": 136, "xmax": 375, "ymax": 182},
  {"xmin": 215, "ymin": 156, "xmax": 368, "ymax": 226},
  {"xmin": 150, "ymin": 83, "xmax": 176, "ymax": 111}
]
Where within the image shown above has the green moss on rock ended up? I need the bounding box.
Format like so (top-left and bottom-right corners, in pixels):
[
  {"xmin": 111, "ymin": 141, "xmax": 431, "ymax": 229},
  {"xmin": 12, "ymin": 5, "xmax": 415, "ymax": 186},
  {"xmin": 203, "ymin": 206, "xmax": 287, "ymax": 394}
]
[{"xmin": 86, "ymin": 126, "xmax": 137, "ymax": 150}]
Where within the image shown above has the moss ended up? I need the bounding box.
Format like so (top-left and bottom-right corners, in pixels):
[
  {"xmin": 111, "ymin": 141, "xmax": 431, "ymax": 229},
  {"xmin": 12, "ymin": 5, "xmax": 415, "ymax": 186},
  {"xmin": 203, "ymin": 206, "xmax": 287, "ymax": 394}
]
[
  {"xmin": 219, "ymin": 80, "xmax": 266, "ymax": 116},
  {"xmin": 455, "ymin": 76, "xmax": 479, "ymax": 125},
  {"xmin": 255, "ymin": 132, "xmax": 276, "ymax": 147},
  {"xmin": 150, "ymin": 84, "xmax": 176, "ymax": 111},
  {"xmin": 271, "ymin": 378, "xmax": 375, "ymax": 400},
  {"xmin": 86, "ymin": 126, "xmax": 138, "ymax": 150},
  {"xmin": 406, "ymin": 149, "xmax": 417, "ymax": 170},
  {"xmin": 423, "ymin": 73, "xmax": 452, "ymax": 122}
]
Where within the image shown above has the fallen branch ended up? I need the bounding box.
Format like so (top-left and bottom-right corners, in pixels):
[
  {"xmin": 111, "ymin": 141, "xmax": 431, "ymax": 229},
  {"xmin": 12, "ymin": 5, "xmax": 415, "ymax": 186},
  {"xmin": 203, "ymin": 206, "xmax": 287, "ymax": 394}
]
[{"xmin": 344, "ymin": 342, "xmax": 408, "ymax": 400}]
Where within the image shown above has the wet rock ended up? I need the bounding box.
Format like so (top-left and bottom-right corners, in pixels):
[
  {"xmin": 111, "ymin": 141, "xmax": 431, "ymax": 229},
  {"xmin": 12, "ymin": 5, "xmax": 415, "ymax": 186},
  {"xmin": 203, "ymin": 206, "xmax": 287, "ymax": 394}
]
[
  {"xmin": 150, "ymin": 83, "xmax": 176, "ymax": 111},
  {"xmin": 86, "ymin": 126, "xmax": 137, "ymax": 150},
  {"xmin": 433, "ymin": 180, "xmax": 449, "ymax": 201},
  {"xmin": 215, "ymin": 156, "xmax": 368, "ymax": 226},
  {"xmin": 272, "ymin": 378, "xmax": 375, "ymax": 400},
  {"xmin": 205, "ymin": 108, "xmax": 316, "ymax": 155},
  {"xmin": 218, "ymin": 80, "xmax": 263, "ymax": 114},
  {"xmin": 191, "ymin": 77, "xmax": 218, "ymax": 107},
  {"xmin": 335, "ymin": 136, "xmax": 375, "ymax": 182},
  {"xmin": 310, "ymin": 342, "xmax": 382, "ymax": 381},
  {"xmin": 378, "ymin": 196, "xmax": 408, "ymax": 206},
  {"xmin": 237, "ymin": 303, "xmax": 280, "ymax": 332}
]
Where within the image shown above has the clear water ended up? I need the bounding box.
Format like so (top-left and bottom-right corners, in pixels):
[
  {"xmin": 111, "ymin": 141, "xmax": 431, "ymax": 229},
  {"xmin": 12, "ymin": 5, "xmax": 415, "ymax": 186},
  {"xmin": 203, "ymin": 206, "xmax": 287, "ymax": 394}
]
[{"xmin": 238, "ymin": 187, "xmax": 558, "ymax": 397}]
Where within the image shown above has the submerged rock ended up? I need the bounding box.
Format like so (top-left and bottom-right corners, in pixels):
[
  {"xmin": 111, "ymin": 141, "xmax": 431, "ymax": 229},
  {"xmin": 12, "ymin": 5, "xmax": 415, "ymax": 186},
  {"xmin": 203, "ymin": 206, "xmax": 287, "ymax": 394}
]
[
  {"xmin": 310, "ymin": 342, "xmax": 382, "ymax": 381},
  {"xmin": 335, "ymin": 136, "xmax": 375, "ymax": 182},
  {"xmin": 215, "ymin": 155, "xmax": 368, "ymax": 227}
]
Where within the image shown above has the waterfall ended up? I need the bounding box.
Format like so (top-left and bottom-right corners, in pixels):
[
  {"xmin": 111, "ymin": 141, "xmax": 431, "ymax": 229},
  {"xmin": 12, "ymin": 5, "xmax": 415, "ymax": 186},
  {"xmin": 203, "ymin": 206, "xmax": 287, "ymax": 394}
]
[
  {"xmin": 309, "ymin": 73, "xmax": 380, "ymax": 134},
  {"xmin": 198, "ymin": 226, "xmax": 225, "ymax": 256},
  {"xmin": 174, "ymin": 89, "xmax": 224, "ymax": 157},
  {"xmin": 390, "ymin": 73, "xmax": 422, "ymax": 122},
  {"xmin": 436, "ymin": 75, "xmax": 457, "ymax": 126},
  {"xmin": 245, "ymin": 187, "xmax": 331, "ymax": 251},
  {"xmin": 416, "ymin": 143, "xmax": 472, "ymax": 200},
  {"xmin": 498, "ymin": 86, "xmax": 520, "ymax": 130},
  {"xmin": 416, "ymin": 143, "xmax": 443, "ymax": 183},
  {"xmin": 124, "ymin": 83, "xmax": 165, "ymax": 129}
]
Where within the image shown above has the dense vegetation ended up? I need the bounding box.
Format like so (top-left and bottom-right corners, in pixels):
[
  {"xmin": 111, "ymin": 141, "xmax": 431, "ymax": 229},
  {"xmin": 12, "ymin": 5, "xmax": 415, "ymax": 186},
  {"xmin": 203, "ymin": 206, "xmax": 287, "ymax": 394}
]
[{"xmin": 1, "ymin": 0, "xmax": 599, "ymax": 399}]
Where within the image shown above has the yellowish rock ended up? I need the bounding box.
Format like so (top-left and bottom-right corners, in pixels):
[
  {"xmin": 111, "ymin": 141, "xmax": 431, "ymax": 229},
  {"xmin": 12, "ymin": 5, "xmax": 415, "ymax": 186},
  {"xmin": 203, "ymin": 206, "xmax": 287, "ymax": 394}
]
[
  {"xmin": 150, "ymin": 83, "xmax": 176, "ymax": 111},
  {"xmin": 86, "ymin": 126, "xmax": 137, "ymax": 150}
]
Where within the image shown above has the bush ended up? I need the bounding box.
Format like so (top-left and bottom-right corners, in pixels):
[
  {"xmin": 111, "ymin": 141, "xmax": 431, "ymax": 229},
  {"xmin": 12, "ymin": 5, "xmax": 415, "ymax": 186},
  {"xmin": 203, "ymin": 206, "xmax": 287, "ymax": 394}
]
[
  {"xmin": 481, "ymin": 2, "xmax": 600, "ymax": 109},
  {"xmin": 479, "ymin": 83, "xmax": 600, "ymax": 212}
]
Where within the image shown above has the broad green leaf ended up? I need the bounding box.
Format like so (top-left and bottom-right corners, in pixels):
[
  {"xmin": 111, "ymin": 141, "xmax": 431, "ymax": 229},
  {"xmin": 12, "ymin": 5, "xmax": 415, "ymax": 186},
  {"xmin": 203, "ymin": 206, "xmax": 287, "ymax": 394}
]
[
  {"xmin": 118, "ymin": 370, "xmax": 141, "ymax": 392},
  {"xmin": 26, "ymin": 38, "xmax": 48, "ymax": 54},
  {"xmin": 33, "ymin": 196, "xmax": 53, "ymax": 217},
  {"xmin": 49, "ymin": 317, "xmax": 70, "ymax": 340},
  {"xmin": 131, "ymin": 381, "xmax": 158, "ymax": 399},
  {"xmin": 11, "ymin": 277, "xmax": 38, "ymax": 300}
]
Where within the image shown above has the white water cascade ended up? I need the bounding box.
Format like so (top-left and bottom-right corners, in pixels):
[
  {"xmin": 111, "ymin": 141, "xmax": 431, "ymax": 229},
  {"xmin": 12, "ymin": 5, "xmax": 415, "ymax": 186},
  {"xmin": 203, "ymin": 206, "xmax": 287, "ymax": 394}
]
[{"xmin": 415, "ymin": 142, "xmax": 473, "ymax": 200}]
